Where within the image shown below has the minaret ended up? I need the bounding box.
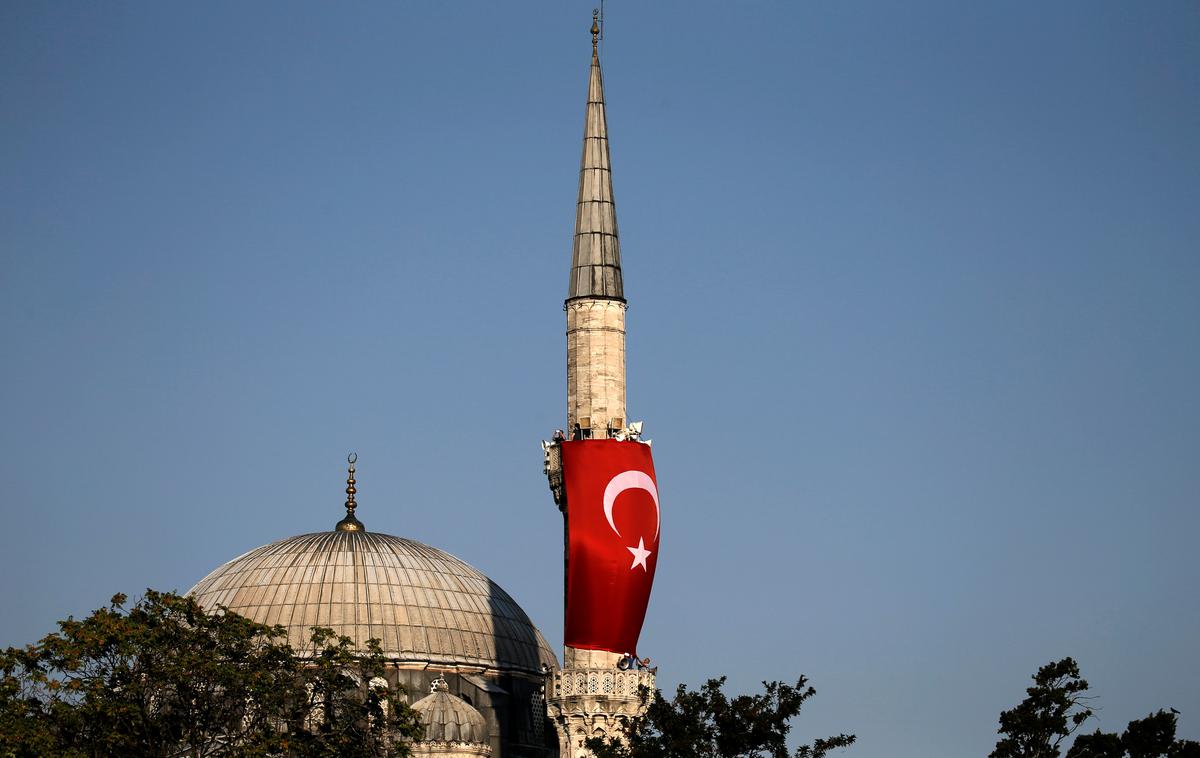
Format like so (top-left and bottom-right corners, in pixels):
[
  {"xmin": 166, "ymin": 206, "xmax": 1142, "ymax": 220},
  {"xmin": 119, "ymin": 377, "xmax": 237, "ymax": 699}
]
[
  {"xmin": 545, "ymin": 13, "xmax": 655, "ymax": 758},
  {"xmin": 565, "ymin": 10, "xmax": 626, "ymax": 442}
]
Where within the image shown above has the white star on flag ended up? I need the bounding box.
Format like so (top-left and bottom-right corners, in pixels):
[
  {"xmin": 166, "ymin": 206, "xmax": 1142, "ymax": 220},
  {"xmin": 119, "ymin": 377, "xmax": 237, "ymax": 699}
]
[{"xmin": 627, "ymin": 537, "xmax": 652, "ymax": 571}]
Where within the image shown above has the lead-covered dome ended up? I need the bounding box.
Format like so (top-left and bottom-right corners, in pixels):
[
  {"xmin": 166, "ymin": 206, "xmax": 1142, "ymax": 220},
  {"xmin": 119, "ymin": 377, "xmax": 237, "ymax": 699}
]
[
  {"xmin": 187, "ymin": 529, "xmax": 556, "ymax": 675},
  {"xmin": 411, "ymin": 677, "xmax": 491, "ymax": 750}
]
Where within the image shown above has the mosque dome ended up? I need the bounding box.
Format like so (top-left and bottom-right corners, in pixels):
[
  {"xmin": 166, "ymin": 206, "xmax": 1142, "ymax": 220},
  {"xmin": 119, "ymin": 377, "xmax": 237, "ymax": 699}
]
[
  {"xmin": 187, "ymin": 456, "xmax": 557, "ymax": 676},
  {"xmin": 411, "ymin": 677, "xmax": 492, "ymax": 755},
  {"xmin": 186, "ymin": 456, "xmax": 559, "ymax": 756},
  {"xmin": 188, "ymin": 529, "xmax": 556, "ymax": 674}
]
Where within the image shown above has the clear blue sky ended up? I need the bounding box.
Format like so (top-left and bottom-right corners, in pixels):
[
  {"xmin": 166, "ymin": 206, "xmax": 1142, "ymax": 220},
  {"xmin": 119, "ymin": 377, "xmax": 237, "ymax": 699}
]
[{"xmin": 2, "ymin": 2, "xmax": 1197, "ymax": 756}]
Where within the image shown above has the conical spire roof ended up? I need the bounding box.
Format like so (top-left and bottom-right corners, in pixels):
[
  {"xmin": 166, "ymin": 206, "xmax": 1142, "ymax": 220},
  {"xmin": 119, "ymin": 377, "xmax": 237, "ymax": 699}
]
[{"xmin": 568, "ymin": 20, "xmax": 624, "ymax": 302}]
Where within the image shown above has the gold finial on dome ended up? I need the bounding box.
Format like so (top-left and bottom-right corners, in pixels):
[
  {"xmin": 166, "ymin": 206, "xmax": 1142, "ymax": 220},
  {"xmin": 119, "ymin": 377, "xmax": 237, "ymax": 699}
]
[
  {"xmin": 592, "ymin": 9, "xmax": 600, "ymax": 48},
  {"xmin": 335, "ymin": 452, "xmax": 365, "ymax": 532}
]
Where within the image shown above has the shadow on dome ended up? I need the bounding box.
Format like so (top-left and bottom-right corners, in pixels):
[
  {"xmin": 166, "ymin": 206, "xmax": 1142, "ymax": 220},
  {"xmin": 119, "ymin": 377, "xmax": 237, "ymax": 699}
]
[{"xmin": 482, "ymin": 578, "xmax": 556, "ymax": 756}]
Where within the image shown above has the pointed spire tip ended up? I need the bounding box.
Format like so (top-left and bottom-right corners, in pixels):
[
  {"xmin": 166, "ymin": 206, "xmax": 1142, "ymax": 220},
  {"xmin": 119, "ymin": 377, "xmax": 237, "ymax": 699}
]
[{"xmin": 567, "ymin": 6, "xmax": 624, "ymax": 303}]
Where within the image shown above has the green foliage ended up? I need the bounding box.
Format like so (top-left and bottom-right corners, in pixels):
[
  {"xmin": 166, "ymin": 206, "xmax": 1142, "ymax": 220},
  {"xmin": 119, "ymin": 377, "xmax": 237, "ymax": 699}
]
[
  {"xmin": 584, "ymin": 676, "xmax": 855, "ymax": 758},
  {"xmin": 993, "ymin": 658, "xmax": 1198, "ymax": 758},
  {"xmin": 282, "ymin": 629, "xmax": 423, "ymax": 757},
  {"xmin": 0, "ymin": 590, "xmax": 421, "ymax": 758}
]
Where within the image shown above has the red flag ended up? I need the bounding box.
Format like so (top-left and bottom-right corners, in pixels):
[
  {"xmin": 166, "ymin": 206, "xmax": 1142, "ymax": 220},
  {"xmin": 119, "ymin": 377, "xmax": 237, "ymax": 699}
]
[{"xmin": 561, "ymin": 439, "xmax": 660, "ymax": 655}]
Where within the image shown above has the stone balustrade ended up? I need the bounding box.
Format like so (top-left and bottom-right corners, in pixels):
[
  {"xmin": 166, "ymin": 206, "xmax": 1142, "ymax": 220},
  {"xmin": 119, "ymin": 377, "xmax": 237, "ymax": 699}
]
[
  {"xmin": 549, "ymin": 666, "xmax": 655, "ymax": 703},
  {"xmin": 546, "ymin": 665, "xmax": 656, "ymax": 757}
]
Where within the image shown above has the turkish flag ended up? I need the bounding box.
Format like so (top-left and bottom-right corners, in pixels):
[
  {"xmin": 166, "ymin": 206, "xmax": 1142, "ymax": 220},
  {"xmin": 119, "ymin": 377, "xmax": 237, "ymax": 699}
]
[{"xmin": 561, "ymin": 439, "xmax": 660, "ymax": 655}]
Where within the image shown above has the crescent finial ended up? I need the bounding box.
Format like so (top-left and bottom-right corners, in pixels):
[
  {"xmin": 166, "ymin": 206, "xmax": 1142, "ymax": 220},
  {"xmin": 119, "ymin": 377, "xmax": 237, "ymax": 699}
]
[{"xmin": 335, "ymin": 453, "xmax": 365, "ymax": 532}]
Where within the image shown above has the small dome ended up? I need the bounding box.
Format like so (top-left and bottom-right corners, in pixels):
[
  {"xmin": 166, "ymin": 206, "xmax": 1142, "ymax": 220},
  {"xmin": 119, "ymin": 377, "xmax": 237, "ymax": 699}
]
[
  {"xmin": 188, "ymin": 530, "xmax": 556, "ymax": 675},
  {"xmin": 411, "ymin": 677, "xmax": 489, "ymax": 745}
]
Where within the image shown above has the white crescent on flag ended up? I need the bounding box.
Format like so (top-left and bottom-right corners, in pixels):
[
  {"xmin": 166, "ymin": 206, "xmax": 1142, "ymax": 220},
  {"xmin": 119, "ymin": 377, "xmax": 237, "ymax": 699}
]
[{"xmin": 602, "ymin": 470, "xmax": 660, "ymax": 542}]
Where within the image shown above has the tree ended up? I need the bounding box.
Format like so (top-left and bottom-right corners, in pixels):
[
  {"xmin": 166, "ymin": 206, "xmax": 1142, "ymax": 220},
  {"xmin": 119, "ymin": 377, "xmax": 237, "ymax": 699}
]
[
  {"xmin": 584, "ymin": 676, "xmax": 855, "ymax": 758},
  {"xmin": 1066, "ymin": 710, "xmax": 1199, "ymax": 758},
  {"xmin": 991, "ymin": 657, "xmax": 1095, "ymax": 758},
  {"xmin": 282, "ymin": 628, "xmax": 423, "ymax": 757},
  {"xmin": 992, "ymin": 657, "xmax": 1198, "ymax": 758},
  {"xmin": 0, "ymin": 590, "xmax": 421, "ymax": 757}
]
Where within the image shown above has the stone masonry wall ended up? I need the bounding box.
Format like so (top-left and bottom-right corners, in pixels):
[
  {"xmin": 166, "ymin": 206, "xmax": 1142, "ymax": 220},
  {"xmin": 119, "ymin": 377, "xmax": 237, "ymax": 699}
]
[{"xmin": 566, "ymin": 299, "xmax": 627, "ymax": 437}]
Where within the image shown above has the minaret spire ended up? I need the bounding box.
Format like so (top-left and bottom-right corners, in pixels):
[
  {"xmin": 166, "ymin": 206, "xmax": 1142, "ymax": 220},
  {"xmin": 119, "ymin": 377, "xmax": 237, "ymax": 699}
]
[
  {"xmin": 568, "ymin": 8, "xmax": 623, "ymax": 302},
  {"xmin": 565, "ymin": 12, "xmax": 628, "ymax": 440}
]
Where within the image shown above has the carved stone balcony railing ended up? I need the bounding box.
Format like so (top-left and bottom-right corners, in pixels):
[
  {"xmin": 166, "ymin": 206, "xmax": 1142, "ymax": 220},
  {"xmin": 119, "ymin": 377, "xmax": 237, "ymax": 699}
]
[
  {"xmin": 546, "ymin": 666, "xmax": 656, "ymax": 757},
  {"xmin": 548, "ymin": 666, "xmax": 656, "ymax": 704}
]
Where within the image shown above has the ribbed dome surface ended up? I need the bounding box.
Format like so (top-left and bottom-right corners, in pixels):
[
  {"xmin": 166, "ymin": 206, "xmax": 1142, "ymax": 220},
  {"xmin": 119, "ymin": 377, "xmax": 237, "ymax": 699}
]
[
  {"xmin": 411, "ymin": 684, "xmax": 489, "ymax": 744},
  {"xmin": 188, "ymin": 531, "xmax": 556, "ymax": 675}
]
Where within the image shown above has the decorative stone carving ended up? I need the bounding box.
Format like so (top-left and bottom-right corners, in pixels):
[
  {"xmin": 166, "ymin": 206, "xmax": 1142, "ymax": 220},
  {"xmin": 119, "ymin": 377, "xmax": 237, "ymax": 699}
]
[{"xmin": 546, "ymin": 666, "xmax": 655, "ymax": 758}]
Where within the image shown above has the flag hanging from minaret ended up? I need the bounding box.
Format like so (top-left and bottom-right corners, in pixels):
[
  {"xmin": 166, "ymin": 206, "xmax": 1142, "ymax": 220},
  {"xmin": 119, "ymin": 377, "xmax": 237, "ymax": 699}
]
[{"xmin": 561, "ymin": 439, "xmax": 660, "ymax": 655}]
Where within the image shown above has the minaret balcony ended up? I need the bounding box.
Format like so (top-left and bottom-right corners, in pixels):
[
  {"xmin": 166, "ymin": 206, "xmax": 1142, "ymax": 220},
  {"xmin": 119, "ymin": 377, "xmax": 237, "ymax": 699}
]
[{"xmin": 548, "ymin": 666, "xmax": 656, "ymax": 705}]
